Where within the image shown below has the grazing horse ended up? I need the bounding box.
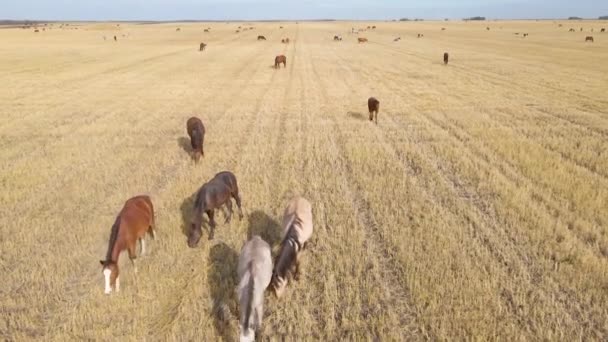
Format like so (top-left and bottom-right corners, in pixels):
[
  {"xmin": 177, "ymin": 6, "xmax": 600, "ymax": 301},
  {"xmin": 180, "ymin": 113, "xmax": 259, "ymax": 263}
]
[
  {"xmin": 237, "ymin": 236, "xmax": 272, "ymax": 342},
  {"xmin": 114, "ymin": 35, "xmax": 117, "ymax": 41},
  {"xmin": 358, "ymin": 37, "xmax": 368, "ymax": 43},
  {"xmin": 569, "ymin": 28, "xmax": 575, "ymax": 32},
  {"xmin": 285, "ymin": 38, "xmax": 290, "ymax": 43},
  {"xmin": 271, "ymin": 196, "xmax": 313, "ymax": 298},
  {"xmin": 99, "ymin": 195, "xmax": 156, "ymax": 294},
  {"xmin": 417, "ymin": 33, "xmax": 424, "ymax": 38},
  {"xmin": 368, "ymin": 97, "xmax": 380, "ymax": 123},
  {"xmin": 441, "ymin": 27, "xmax": 446, "ymax": 31},
  {"xmin": 372, "ymin": 25, "xmax": 376, "ymax": 29},
  {"xmin": 188, "ymin": 171, "xmax": 243, "ymax": 246},
  {"xmin": 204, "ymin": 29, "xmax": 209, "ymax": 32},
  {"xmin": 199, "ymin": 42, "xmax": 207, "ymax": 51},
  {"xmin": 443, "ymin": 52, "xmax": 449, "ymax": 65},
  {"xmin": 257, "ymin": 35, "xmax": 266, "ymax": 40},
  {"xmin": 601, "ymin": 28, "xmax": 606, "ymax": 32},
  {"xmin": 186, "ymin": 116, "xmax": 205, "ymax": 161},
  {"xmin": 274, "ymin": 55, "xmax": 287, "ymax": 69},
  {"xmin": 394, "ymin": 37, "xmax": 401, "ymax": 42},
  {"xmin": 176, "ymin": 28, "xmax": 181, "ymax": 31},
  {"xmin": 585, "ymin": 36, "xmax": 594, "ymax": 42},
  {"xmin": 523, "ymin": 33, "xmax": 528, "ymax": 37},
  {"xmin": 333, "ymin": 35, "xmax": 342, "ymax": 41}
]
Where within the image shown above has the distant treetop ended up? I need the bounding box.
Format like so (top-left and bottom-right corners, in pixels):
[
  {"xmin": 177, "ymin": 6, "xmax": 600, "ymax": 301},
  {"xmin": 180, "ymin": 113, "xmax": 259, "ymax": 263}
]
[
  {"xmin": 599, "ymin": 15, "xmax": 608, "ymax": 20},
  {"xmin": 464, "ymin": 16, "xmax": 486, "ymax": 21},
  {"xmin": 568, "ymin": 16, "xmax": 582, "ymax": 20}
]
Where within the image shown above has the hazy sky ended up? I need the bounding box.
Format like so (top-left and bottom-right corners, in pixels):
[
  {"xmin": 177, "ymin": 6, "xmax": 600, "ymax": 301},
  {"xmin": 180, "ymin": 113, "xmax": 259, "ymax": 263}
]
[{"xmin": 2, "ymin": 0, "xmax": 607, "ymax": 21}]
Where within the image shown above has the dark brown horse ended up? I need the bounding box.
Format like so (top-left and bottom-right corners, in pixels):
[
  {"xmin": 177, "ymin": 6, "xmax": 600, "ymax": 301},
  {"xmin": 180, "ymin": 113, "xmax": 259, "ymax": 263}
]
[
  {"xmin": 368, "ymin": 97, "xmax": 380, "ymax": 124},
  {"xmin": 199, "ymin": 43, "xmax": 207, "ymax": 51},
  {"xmin": 257, "ymin": 35, "xmax": 266, "ymax": 40},
  {"xmin": 601, "ymin": 28, "xmax": 606, "ymax": 33},
  {"xmin": 186, "ymin": 117, "xmax": 205, "ymax": 162},
  {"xmin": 274, "ymin": 55, "xmax": 287, "ymax": 69},
  {"xmin": 585, "ymin": 36, "xmax": 594, "ymax": 42},
  {"xmin": 188, "ymin": 171, "xmax": 244, "ymax": 247},
  {"xmin": 99, "ymin": 195, "xmax": 156, "ymax": 294},
  {"xmin": 443, "ymin": 52, "xmax": 449, "ymax": 65}
]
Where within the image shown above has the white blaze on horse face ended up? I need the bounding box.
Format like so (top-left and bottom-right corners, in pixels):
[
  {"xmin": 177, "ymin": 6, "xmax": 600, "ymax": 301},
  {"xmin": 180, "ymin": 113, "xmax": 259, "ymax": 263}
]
[
  {"xmin": 103, "ymin": 268, "xmax": 112, "ymax": 294},
  {"xmin": 239, "ymin": 328, "xmax": 254, "ymax": 342}
]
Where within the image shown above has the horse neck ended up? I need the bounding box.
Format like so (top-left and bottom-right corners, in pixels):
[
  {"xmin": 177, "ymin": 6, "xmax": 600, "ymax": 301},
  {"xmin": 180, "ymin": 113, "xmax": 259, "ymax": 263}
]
[
  {"xmin": 105, "ymin": 216, "xmax": 123, "ymax": 263},
  {"xmin": 275, "ymin": 239, "xmax": 297, "ymax": 279}
]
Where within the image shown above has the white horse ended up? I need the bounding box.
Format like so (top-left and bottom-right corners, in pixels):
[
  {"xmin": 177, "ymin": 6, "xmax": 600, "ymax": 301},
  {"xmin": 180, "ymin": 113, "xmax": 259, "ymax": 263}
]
[{"xmin": 237, "ymin": 236, "xmax": 272, "ymax": 342}]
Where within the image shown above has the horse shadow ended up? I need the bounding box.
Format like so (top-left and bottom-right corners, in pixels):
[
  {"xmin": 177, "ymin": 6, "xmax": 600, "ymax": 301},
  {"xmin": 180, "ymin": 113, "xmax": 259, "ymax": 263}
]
[
  {"xmin": 246, "ymin": 210, "xmax": 282, "ymax": 247},
  {"xmin": 208, "ymin": 242, "xmax": 239, "ymax": 341},
  {"xmin": 347, "ymin": 111, "xmax": 367, "ymax": 121},
  {"xmin": 177, "ymin": 137, "xmax": 191, "ymax": 156}
]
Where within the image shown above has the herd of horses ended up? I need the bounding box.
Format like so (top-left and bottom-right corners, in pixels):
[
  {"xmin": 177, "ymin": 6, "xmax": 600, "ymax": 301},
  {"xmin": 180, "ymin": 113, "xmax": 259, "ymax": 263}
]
[
  {"xmin": 100, "ymin": 109, "xmax": 323, "ymax": 340},
  {"xmin": 95, "ymin": 21, "xmax": 603, "ymax": 340}
]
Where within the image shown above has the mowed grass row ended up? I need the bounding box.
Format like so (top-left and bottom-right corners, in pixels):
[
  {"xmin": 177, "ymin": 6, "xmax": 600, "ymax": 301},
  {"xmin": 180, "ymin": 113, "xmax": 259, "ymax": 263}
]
[{"xmin": 1, "ymin": 21, "xmax": 607, "ymax": 340}]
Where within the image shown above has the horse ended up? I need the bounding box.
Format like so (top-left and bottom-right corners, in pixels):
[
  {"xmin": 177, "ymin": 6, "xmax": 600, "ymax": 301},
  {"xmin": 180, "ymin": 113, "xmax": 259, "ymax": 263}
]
[
  {"xmin": 393, "ymin": 37, "xmax": 401, "ymax": 42},
  {"xmin": 358, "ymin": 37, "xmax": 368, "ymax": 43},
  {"xmin": 99, "ymin": 195, "xmax": 156, "ymax": 294},
  {"xmin": 257, "ymin": 35, "xmax": 266, "ymax": 40},
  {"xmin": 114, "ymin": 35, "xmax": 117, "ymax": 41},
  {"xmin": 372, "ymin": 25, "xmax": 376, "ymax": 29},
  {"xmin": 601, "ymin": 28, "xmax": 606, "ymax": 33},
  {"xmin": 333, "ymin": 35, "xmax": 342, "ymax": 41},
  {"xmin": 237, "ymin": 236, "xmax": 273, "ymax": 342},
  {"xmin": 443, "ymin": 52, "xmax": 449, "ymax": 65},
  {"xmin": 186, "ymin": 116, "xmax": 205, "ymax": 161},
  {"xmin": 188, "ymin": 171, "xmax": 243, "ymax": 247},
  {"xmin": 285, "ymin": 38, "xmax": 290, "ymax": 43},
  {"xmin": 585, "ymin": 36, "xmax": 594, "ymax": 42},
  {"xmin": 417, "ymin": 33, "xmax": 424, "ymax": 38},
  {"xmin": 271, "ymin": 196, "xmax": 313, "ymax": 298},
  {"xmin": 274, "ymin": 55, "xmax": 287, "ymax": 69},
  {"xmin": 368, "ymin": 97, "xmax": 380, "ymax": 124},
  {"xmin": 199, "ymin": 42, "xmax": 207, "ymax": 51},
  {"xmin": 569, "ymin": 28, "xmax": 575, "ymax": 32},
  {"xmin": 176, "ymin": 28, "xmax": 181, "ymax": 31},
  {"xmin": 523, "ymin": 33, "xmax": 528, "ymax": 37},
  {"xmin": 441, "ymin": 27, "xmax": 446, "ymax": 31},
  {"xmin": 204, "ymin": 29, "xmax": 209, "ymax": 33}
]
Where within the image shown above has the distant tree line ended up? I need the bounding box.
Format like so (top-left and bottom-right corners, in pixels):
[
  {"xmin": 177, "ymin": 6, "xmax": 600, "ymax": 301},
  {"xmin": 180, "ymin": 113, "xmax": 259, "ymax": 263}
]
[
  {"xmin": 568, "ymin": 16, "xmax": 583, "ymax": 20},
  {"xmin": 464, "ymin": 16, "xmax": 486, "ymax": 21},
  {"xmin": 600, "ymin": 16, "xmax": 608, "ymax": 20},
  {"xmin": 399, "ymin": 18, "xmax": 424, "ymax": 22}
]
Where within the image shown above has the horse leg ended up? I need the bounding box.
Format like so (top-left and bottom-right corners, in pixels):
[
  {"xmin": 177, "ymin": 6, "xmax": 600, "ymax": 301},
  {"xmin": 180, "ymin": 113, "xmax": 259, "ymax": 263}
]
[
  {"xmin": 207, "ymin": 209, "xmax": 216, "ymax": 239},
  {"xmin": 140, "ymin": 238, "xmax": 146, "ymax": 256},
  {"xmin": 224, "ymin": 199, "xmax": 233, "ymax": 224},
  {"xmin": 232, "ymin": 190, "xmax": 243, "ymax": 220},
  {"xmin": 375, "ymin": 111, "xmax": 378, "ymax": 124},
  {"xmin": 128, "ymin": 243, "xmax": 138, "ymax": 273}
]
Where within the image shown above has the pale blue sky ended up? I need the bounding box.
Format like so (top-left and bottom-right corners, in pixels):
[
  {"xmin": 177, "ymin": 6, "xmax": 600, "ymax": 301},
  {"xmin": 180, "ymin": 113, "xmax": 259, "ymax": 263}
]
[{"xmin": 2, "ymin": 0, "xmax": 606, "ymax": 21}]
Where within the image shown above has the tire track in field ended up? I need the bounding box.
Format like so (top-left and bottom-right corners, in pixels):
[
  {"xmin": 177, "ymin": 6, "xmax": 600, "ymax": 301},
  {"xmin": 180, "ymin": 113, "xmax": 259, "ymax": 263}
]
[
  {"xmin": 329, "ymin": 45, "xmax": 604, "ymax": 337},
  {"xmin": 306, "ymin": 36, "xmax": 427, "ymax": 340}
]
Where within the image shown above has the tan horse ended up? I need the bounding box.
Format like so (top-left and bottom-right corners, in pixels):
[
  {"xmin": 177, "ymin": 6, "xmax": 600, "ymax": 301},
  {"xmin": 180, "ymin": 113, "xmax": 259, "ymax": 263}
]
[
  {"xmin": 99, "ymin": 195, "xmax": 156, "ymax": 294},
  {"xmin": 358, "ymin": 37, "xmax": 368, "ymax": 43},
  {"xmin": 270, "ymin": 196, "xmax": 313, "ymax": 298},
  {"xmin": 237, "ymin": 236, "xmax": 273, "ymax": 341}
]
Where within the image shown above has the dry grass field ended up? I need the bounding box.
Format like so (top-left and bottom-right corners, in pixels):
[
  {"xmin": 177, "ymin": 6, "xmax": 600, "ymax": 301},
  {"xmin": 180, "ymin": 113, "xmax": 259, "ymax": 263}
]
[{"xmin": 1, "ymin": 19, "xmax": 607, "ymax": 341}]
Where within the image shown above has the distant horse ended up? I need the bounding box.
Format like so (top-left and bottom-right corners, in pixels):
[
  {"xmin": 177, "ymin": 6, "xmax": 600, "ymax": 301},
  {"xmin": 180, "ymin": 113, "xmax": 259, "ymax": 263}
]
[
  {"xmin": 186, "ymin": 116, "xmax": 205, "ymax": 161},
  {"xmin": 236, "ymin": 30, "xmax": 240, "ymax": 33},
  {"xmin": 199, "ymin": 42, "xmax": 207, "ymax": 51},
  {"xmin": 601, "ymin": 28, "xmax": 606, "ymax": 32},
  {"xmin": 417, "ymin": 33, "xmax": 424, "ymax": 38},
  {"xmin": 368, "ymin": 97, "xmax": 380, "ymax": 124},
  {"xmin": 358, "ymin": 37, "xmax": 368, "ymax": 43},
  {"xmin": 188, "ymin": 171, "xmax": 243, "ymax": 246},
  {"xmin": 393, "ymin": 37, "xmax": 401, "ymax": 41},
  {"xmin": 585, "ymin": 36, "xmax": 594, "ymax": 42},
  {"xmin": 334, "ymin": 35, "xmax": 342, "ymax": 41},
  {"xmin": 176, "ymin": 28, "xmax": 181, "ymax": 31},
  {"xmin": 372, "ymin": 25, "xmax": 376, "ymax": 29},
  {"xmin": 441, "ymin": 27, "xmax": 446, "ymax": 31},
  {"xmin": 257, "ymin": 35, "xmax": 266, "ymax": 40},
  {"xmin": 443, "ymin": 52, "xmax": 449, "ymax": 65},
  {"xmin": 280, "ymin": 26, "xmax": 284, "ymax": 29},
  {"xmin": 204, "ymin": 29, "xmax": 209, "ymax": 32},
  {"xmin": 114, "ymin": 35, "xmax": 117, "ymax": 41},
  {"xmin": 271, "ymin": 196, "xmax": 313, "ymax": 298},
  {"xmin": 237, "ymin": 236, "xmax": 273, "ymax": 342},
  {"xmin": 523, "ymin": 33, "xmax": 529, "ymax": 37},
  {"xmin": 486, "ymin": 27, "xmax": 490, "ymax": 31},
  {"xmin": 99, "ymin": 195, "xmax": 156, "ymax": 294},
  {"xmin": 569, "ymin": 28, "xmax": 575, "ymax": 32},
  {"xmin": 274, "ymin": 55, "xmax": 287, "ymax": 69},
  {"xmin": 285, "ymin": 38, "xmax": 290, "ymax": 43}
]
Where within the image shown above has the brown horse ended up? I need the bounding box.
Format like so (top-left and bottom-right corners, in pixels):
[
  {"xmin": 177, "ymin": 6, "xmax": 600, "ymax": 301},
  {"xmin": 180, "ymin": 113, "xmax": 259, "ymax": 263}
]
[
  {"xmin": 585, "ymin": 36, "xmax": 594, "ymax": 42},
  {"xmin": 99, "ymin": 195, "xmax": 156, "ymax": 294},
  {"xmin": 368, "ymin": 97, "xmax": 380, "ymax": 124},
  {"xmin": 186, "ymin": 117, "xmax": 205, "ymax": 162},
  {"xmin": 257, "ymin": 35, "xmax": 266, "ymax": 40},
  {"xmin": 204, "ymin": 29, "xmax": 209, "ymax": 32},
  {"xmin": 199, "ymin": 42, "xmax": 207, "ymax": 51},
  {"xmin": 188, "ymin": 171, "xmax": 244, "ymax": 247},
  {"xmin": 270, "ymin": 196, "xmax": 313, "ymax": 298},
  {"xmin": 601, "ymin": 28, "xmax": 606, "ymax": 33},
  {"xmin": 358, "ymin": 37, "xmax": 368, "ymax": 43},
  {"xmin": 274, "ymin": 55, "xmax": 287, "ymax": 69},
  {"xmin": 443, "ymin": 52, "xmax": 449, "ymax": 65}
]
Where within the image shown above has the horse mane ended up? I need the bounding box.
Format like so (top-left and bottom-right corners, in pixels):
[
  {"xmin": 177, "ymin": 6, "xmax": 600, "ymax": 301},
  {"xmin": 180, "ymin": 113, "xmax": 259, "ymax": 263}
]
[
  {"xmin": 105, "ymin": 215, "xmax": 121, "ymax": 262},
  {"xmin": 242, "ymin": 262, "xmax": 255, "ymax": 330},
  {"xmin": 274, "ymin": 217, "xmax": 302, "ymax": 278}
]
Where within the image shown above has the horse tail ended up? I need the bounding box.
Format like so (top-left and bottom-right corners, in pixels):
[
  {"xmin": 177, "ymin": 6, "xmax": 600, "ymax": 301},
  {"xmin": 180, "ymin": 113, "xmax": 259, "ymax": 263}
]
[{"xmin": 105, "ymin": 215, "xmax": 121, "ymax": 261}]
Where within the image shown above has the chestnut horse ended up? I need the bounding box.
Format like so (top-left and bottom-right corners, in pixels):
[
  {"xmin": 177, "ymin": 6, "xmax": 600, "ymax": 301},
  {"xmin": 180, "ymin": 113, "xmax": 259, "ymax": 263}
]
[
  {"xmin": 358, "ymin": 37, "xmax": 368, "ymax": 43},
  {"xmin": 99, "ymin": 195, "xmax": 156, "ymax": 294},
  {"xmin": 186, "ymin": 116, "xmax": 205, "ymax": 162},
  {"xmin": 188, "ymin": 171, "xmax": 244, "ymax": 247},
  {"xmin": 238, "ymin": 236, "xmax": 273, "ymax": 341},
  {"xmin": 271, "ymin": 196, "xmax": 313, "ymax": 298},
  {"xmin": 274, "ymin": 55, "xmax": 287, "ymax": 69},
  {"xmin": 368, "ymin": 97, "xmax": 380, "ymax": 124},
  {"xmin": 443, "ymin": 52, "xmax": 449, "ymax": 65},
  {"xmin": 199, "ymin": 42, "xmax": 206, "ymax": 51}
]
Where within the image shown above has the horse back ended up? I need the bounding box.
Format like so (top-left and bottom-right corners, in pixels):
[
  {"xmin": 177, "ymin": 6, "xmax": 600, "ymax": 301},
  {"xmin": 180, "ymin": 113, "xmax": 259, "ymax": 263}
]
[
  {"xmin": 187, "ymin": 117, "xmax": 204, "ymax": 136},
  {"xmin": 282, "ymin": 196, "xmax": 313, "ymax": 243},
  {"xmin": 120, "ymin": 196, "xmax": 154, "ymax": 237},
  {"xmin": 213, "ymin": 171, "xmax": 239, "ymax": 194},
  {"xmin": 368, "ymin": 97, "xmax": 379, "ymax": 113}
]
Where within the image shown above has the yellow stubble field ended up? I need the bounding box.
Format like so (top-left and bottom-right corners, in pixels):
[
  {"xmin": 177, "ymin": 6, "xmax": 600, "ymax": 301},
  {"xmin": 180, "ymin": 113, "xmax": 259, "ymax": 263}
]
[{"xmin": 0, "ymin": 19, "xmax": 607, "ymax": 340}]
